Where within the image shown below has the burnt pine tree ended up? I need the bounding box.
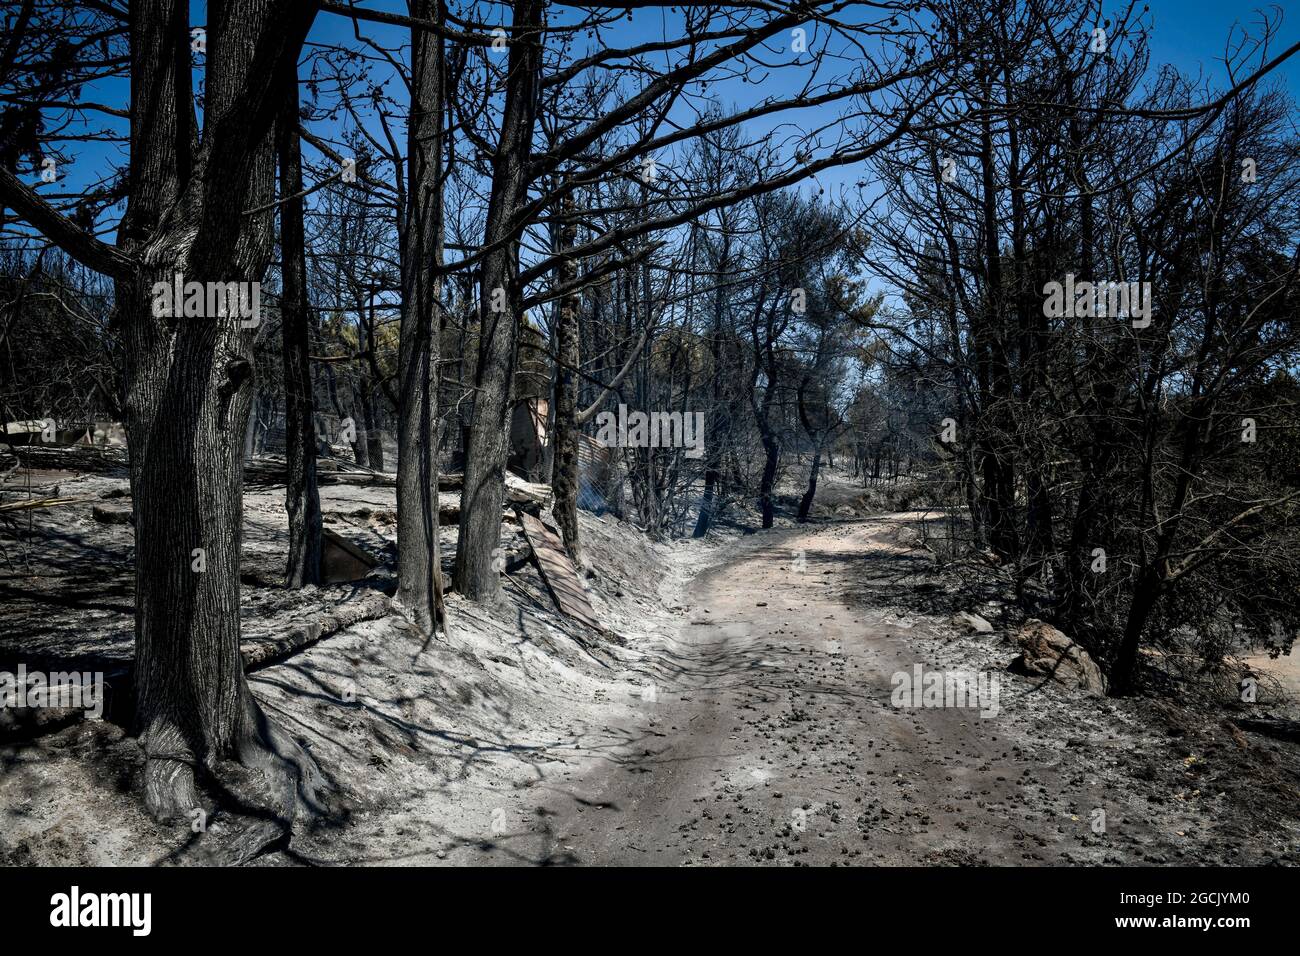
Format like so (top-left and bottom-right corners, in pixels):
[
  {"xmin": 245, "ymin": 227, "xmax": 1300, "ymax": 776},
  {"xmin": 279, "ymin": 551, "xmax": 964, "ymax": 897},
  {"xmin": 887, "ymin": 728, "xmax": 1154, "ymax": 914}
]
[
  {"xmin": 394, "ymin": 0, "xmax": 448, "ymax": 632},
  {"xmin": 550, "ymin": 184, "xmax": 582, "ymax": 560},
  {"xmin": 0, "ymin": 0, "xmax": 324, "ymax": 821},
  {"xmin": 277, "ymin": 60, "xmax": 323, "ymax": 590},
  {"xmin": 453, "ymin": 0, "xmax": 544, "ymax": 602}
]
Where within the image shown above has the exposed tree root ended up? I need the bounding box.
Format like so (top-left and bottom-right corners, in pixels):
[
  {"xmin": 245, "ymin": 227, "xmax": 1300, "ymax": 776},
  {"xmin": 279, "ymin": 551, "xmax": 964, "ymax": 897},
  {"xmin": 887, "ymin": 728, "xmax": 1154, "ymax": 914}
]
[{"xmin": 140, "ymin": 690, "xmax": 332, "ymax": 847}]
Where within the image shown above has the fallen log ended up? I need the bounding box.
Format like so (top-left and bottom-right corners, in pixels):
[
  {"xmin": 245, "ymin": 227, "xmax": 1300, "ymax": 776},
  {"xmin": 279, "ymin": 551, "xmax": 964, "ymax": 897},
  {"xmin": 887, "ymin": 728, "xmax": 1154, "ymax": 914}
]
[
  {"xmin": 241, "ymin": 588, "xmax": 392, "ymax": 671},
  {"xmin": 91, "ymin": 501, "xmax": 134, "ymax": 524},
  {"xmin": 1235, "ymin": 717, "xmax": 1300, "ymax": 745},
  {"xmin": 9, "ymin": 444, "xmax": 127, "ymax": 475},
  {"xmin": 0, "ymin": 589, "xmax": 393, "ymax": 739},
  {"xmin": 0, "ymin": 495, "xmax": 94, "ymax": 514},
  {"xmin": 505, "ymin": 472, "xmax": 552, "ymax": 509}
]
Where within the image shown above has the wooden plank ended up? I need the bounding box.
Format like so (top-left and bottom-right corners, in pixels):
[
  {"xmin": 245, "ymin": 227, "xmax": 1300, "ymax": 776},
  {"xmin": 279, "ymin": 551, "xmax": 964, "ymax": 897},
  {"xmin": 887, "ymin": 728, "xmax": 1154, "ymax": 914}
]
[{"xmin": 517, "ymin": 510, "xmax": 602, "ymax": 632}]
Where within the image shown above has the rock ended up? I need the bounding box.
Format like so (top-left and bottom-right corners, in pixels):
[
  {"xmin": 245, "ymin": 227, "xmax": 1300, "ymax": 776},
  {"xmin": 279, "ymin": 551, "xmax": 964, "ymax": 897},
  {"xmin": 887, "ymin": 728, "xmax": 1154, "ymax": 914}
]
[
  {"xmin": 1009, "ymin": 619, "xmax": 1106, "ymax": 695},
  {"xmin": 952, "ymin": 611, "xmax": 994, "ymax": 634}
]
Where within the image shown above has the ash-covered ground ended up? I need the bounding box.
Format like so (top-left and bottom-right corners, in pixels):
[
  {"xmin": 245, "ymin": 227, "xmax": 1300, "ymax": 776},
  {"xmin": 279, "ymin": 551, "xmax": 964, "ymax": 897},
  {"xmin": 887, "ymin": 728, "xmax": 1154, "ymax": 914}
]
[{"xmin": 2, "ymin": 463, "xmax": 1297, "ymax": 866}]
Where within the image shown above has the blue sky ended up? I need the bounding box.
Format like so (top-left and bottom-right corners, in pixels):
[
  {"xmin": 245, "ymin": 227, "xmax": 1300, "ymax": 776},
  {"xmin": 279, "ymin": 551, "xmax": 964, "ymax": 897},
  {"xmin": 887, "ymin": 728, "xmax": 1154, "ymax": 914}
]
[
  {"xmin": 16, "ymin": 1, "xmax": 1300, "ymax": 251},
  {"xmin": 1145, "ymin": 0, "xmax": 1300, "ymax": 94},
  {"xmin": 232, "ymin": 1, "xmax": 1300, "ymax": 211}
]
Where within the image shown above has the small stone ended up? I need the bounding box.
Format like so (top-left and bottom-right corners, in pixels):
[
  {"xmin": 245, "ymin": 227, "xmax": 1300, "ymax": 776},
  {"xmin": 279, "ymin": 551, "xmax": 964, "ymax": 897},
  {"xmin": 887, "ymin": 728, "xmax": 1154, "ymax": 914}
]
[{"xmin": 952, "ymin": 611, "xmax": 993, "ymax": 634}]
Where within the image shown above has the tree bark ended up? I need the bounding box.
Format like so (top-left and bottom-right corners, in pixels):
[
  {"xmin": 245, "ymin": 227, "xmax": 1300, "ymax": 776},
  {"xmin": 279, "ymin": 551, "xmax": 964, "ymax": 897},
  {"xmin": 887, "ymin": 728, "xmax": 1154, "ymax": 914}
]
[
  {"xmin": 693, "ymin": 235, "xmax": 730, "ymax": 538},
  {"xmin": 1111, "ymin": 569, "xmax": 1161, "ymax": 696},
  {"xmin": 394, "ymin": 0, "xmax": 446, "ymax": 631},
  {"xmin": 116, "ymin": 0, "xmax": 322, "ymax": 822},
  {"xmin": 276, "ymin": 65, "xmax": 321, "ymax": 588},
  {"xmin": 350, "ymin": 294, "xmax": 385, "ymax": 470},
  {"xmin": 977, "ymin": 88, "xmax": 1019, "ymax": 563},
  {"xmin": 797, "ymin": 447, "xmax": 821, "ymax": 523},
  {"xmin": 758, "ymin": 432, "xmax": 779, "ymax": 528},
  {"xmin": 550, "ymin": 186, "xmax": 582, "ymax": 560},
  {"xmin": 453, "ymin": 0, "xmax": 543, "ymax": 602}
]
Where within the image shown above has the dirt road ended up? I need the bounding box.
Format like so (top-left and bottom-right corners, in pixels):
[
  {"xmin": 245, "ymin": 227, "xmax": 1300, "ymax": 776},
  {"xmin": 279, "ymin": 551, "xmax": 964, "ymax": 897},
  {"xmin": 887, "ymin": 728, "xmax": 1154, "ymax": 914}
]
[
  {"xmin": 479, "ymin": 515, "xmax": 1209, "ymax": 866},
  {"xmin": 7, "ymin": 501, "xmax": 1291, "ymax": 867}
]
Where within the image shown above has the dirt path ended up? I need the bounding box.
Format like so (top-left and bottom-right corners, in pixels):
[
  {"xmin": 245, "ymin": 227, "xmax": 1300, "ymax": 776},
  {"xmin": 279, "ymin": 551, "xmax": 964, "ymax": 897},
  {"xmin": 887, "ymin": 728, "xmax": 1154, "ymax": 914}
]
[
  {"xmin": 476, "ymin": 515, "xmax": 1145, "ymax": 865},
  {"xmin": 8, "ymin": 498, "xmax": 1291, "ymax": 867}
]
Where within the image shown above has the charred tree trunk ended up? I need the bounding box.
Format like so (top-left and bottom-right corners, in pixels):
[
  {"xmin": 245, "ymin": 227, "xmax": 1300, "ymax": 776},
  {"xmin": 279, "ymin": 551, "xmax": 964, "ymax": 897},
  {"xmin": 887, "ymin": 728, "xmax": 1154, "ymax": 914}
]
[
  {"xmin": 350, "ymin": 401, "xmax": 370, "ymax": 468},
  {"xmin": 794, "ymin": 377, "xmax": 822, "ymax": 524},
  {"xmin": 357, "ymin": 296, "xmax": 385, "ymax": 471},
  {"xmin": 362, "ymin": 385, "xmax": 384, "ymax": 471},
  {"xmin": 758, "ymin": 431, "xmax": 779, "ymax": 528},
  {"xmin": 797, "ymin": 447, "xmax": 821, "ymax": 523},
  {"xmin": 1111, "ymin": 569, "xmax": 1161, "ymax": 696},
  {"xmin": 695, "ymin": 459, "xmax": 719, "ymax": 536},
  {"xmin": 394, "ymin": 0, "xmax": 446, "ymax": 632},
  {"xmin": 453, "ymin": 0, "xmax": 543, "ymax": 601},
  {"xmin": 276, "ymin": 68, "xmax": 321, "ymax": 588},
  {"xmin": 1110, "ymin": 398, "xmax": 1211, "ymax": 693},
  {"xmin": 550, "ymin": 186, "xmax": 582, "ymax": 560},
  {"xmin": 977, "ymin": 89, "xmax": 1019, "ymax": 563},
  {"xmin": 1024, "ymin": 469, "xmax": 1053, "ymax": 569},
  {"xmin": 114, "ymin": 0, "xmax": 323, "ymax": 821},
  {"xmin": 693, "ymin": 241, "xmax": 729, "ymax": 538}
]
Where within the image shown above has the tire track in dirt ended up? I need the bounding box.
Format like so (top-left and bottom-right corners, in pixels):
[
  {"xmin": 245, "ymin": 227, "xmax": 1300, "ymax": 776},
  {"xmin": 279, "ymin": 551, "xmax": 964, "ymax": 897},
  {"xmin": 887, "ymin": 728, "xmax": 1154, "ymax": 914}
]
[{"xmin": 477, "ymin": 515, "xmax": 1184, "ymax": 865}]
